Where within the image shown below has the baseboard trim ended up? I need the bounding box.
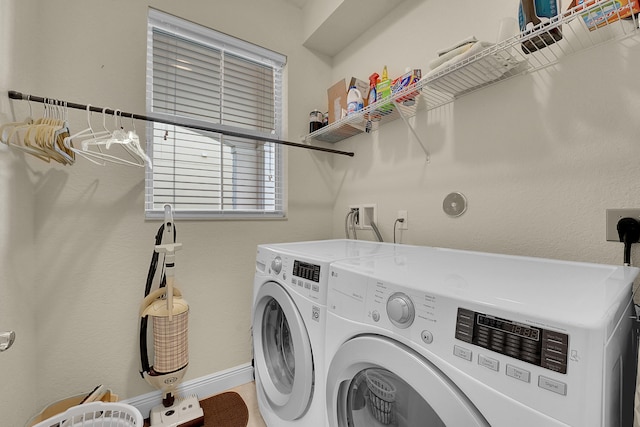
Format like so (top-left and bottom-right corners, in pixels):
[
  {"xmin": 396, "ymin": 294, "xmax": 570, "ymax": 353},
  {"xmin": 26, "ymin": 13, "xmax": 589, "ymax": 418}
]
[{"xmin": 123, "ymin": 363, "xmax": 254, "ymax": 417}]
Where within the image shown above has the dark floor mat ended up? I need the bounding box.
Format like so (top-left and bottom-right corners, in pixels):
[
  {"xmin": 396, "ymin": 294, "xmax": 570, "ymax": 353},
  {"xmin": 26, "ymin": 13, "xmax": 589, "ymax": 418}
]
[{"xmin": 144, "ymin": 391, "xmax": 249, "ymax": 427}]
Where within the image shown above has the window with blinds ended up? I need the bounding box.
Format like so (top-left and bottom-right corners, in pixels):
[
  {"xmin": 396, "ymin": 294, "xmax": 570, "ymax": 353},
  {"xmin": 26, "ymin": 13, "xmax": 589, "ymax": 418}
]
[{"xmin": 145, "ymin": 9, "xmax": 286, "ymax": 219}]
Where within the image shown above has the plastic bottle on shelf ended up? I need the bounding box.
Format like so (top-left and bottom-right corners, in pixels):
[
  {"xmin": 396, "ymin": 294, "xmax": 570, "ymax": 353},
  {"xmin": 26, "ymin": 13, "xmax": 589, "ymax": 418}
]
[
  {"xmin": 346, "ymin": 85, "xmax": 363, "ymax": 116},
  {"xmin": 376, "ymin": 66, "xmax": 391, "ymax": 101},
  {"xmin": 368, "ymin": 73, "xmax": 379, "ymax": 107},
  {"xmin": 376, "ymin": 66, "xmax": 393, "ymax": 114},
  {"xmin": 367, "ymin": 72, "xmax": 381, "ymax": 123}
]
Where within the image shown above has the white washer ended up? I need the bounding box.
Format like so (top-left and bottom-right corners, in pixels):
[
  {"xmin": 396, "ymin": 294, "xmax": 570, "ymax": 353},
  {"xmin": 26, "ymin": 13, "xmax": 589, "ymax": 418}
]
[
  {"xmin": 325, "ymin": 247, "xmax": 640, "ymax": 427},
  {"xmin": 252, "ymin": 239, "xmax": 409, "ymax": 427}
]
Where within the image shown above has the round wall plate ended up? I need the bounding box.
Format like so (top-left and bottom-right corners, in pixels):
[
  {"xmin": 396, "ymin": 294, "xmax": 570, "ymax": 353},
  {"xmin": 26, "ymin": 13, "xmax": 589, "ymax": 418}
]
[{"xmin": 443, "ymin": 192, "xmax": 467, "ymax": 217}]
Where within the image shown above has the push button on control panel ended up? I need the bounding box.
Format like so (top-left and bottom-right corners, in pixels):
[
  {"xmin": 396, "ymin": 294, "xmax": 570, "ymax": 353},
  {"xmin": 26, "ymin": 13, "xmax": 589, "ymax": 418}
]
[
  {"xmin": 538, "ymin": 375, "xmax": 567, "ymax": 396},
  {"xmin": 454, "ymin": 345, "xmax": 472, "ymax": 361},
  {"xmin": 506, "ymin": 364, "xmax": 531, "ymax": 383},
  {"xmin": 478, "ymin": 354, "xmax": 499, "ymax": 371}
]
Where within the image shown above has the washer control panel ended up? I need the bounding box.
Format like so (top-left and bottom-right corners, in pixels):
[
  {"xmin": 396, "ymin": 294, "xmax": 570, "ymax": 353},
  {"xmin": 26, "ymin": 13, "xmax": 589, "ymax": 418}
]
[{"xmin": 455, "ymin": 308, "xmax": 569, "ymax": 374}]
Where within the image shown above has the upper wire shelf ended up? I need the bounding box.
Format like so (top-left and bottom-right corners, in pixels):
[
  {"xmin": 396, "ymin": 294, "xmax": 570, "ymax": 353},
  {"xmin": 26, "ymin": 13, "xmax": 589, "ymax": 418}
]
[{"xmin": 305, "ymin": 0, "xmax": 639, "ymax": 144}]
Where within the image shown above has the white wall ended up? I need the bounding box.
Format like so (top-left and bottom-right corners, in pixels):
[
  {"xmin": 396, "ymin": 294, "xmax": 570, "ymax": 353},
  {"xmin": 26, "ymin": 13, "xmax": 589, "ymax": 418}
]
[
  {"xmin": 329, "ymin": 0, "xmax": 640, "ymax": 269},
  {"xmin": 0, "ymin": 1, "xmax": 39, "ymax": 426},
  {"xmin": 1, "ymin": 0, "xmax": 335, "ymax": 423},
  {"xmin": 4, "ymin": 0, "xmax": 640, "ymax": 424}
]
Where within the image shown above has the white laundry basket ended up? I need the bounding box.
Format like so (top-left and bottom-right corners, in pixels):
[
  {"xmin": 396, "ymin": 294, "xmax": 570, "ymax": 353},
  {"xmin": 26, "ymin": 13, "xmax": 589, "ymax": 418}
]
[
  {"xmin": 32, "ymin": 401, "xmax": 143, "ymax": 427},
  {"xmin": 365, "ymin": 369, "xmax": 397, "ymax": 425}
]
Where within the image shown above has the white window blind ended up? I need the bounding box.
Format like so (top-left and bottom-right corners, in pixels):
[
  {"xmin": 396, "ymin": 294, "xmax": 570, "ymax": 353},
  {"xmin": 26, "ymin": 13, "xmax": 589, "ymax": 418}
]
[{"xmin": 146, "ymin": 9, "xmax": 286, "ymax": 219}]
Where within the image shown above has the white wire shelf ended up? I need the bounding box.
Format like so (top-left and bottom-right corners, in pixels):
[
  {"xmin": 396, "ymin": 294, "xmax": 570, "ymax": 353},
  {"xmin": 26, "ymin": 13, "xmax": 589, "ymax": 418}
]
[{"xmin": 305, "ymin": 0, "xmax": 639, "ymax": 144}]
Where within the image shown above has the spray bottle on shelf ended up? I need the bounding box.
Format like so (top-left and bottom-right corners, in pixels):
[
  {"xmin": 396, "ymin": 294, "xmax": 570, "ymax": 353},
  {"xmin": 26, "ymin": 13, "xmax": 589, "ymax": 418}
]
[
  {"xmin": 366, "ymin": 72, "xmax": 382, "ymax": 130},
  {"xmin": 346, "ymin": 85, "xmax": 363, "ymax": 116},
  {"xmin": 368, "ymin": 72, "xmax": 379, "ymax": 107}
]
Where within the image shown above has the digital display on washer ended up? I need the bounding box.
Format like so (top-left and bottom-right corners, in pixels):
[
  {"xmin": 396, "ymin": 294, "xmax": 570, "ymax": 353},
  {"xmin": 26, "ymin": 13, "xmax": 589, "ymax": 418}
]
[
  {"xmin": 476, "ymin": 314, "xmax": 541, "ymax": 341},
  {"xmin": 293, "ymin": 260, "xmax": 320, "ymax": 283},
  {"xmin": 455, "ymin": 308, "xmax": 569, "ymax": 374}
]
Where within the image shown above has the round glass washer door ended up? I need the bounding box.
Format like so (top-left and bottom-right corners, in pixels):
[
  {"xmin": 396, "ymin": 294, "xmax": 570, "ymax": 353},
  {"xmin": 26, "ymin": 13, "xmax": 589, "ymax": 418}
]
[
  {"xmin": 326, "ymin": 335, "xmax": 489, "ymax": 427},
  {"xmin": 253, "ymin": 281, "xmax": 314, "ymax": 421}
]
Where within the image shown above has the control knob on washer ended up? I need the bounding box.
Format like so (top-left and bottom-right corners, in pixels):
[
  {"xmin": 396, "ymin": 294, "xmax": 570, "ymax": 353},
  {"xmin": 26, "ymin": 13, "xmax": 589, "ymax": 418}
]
[
  {"xmin": 271, "ymin": 256, "xmax": 282, "ymax": 274},
  {"xmin": 387, "ymin": 292, "xmax": 415, "ymax": 328}
]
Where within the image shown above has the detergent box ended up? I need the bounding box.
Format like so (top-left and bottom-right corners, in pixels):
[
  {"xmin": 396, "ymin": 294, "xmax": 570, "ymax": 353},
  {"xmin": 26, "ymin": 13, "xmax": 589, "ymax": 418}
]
[
  {"xmin": 576, "ymin": 0, "xmax": 640, "ymax": 31},
  {"xmin": 391, "ymin": 69, "xmax": 422, "ymax": 106}
]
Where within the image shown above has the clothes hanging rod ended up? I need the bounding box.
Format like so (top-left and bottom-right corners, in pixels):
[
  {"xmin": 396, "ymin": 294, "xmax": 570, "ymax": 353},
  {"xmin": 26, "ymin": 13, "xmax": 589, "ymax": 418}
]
[{"xmin": 7, "ymin": 90, "xmax": 354, "ymax": 157}]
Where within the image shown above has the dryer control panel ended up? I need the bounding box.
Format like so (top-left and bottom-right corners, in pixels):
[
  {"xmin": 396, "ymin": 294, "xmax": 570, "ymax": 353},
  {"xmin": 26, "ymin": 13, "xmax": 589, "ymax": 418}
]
[
  {"xmin": 293, "ymin": 260, "xmax": 321, "ymax": 283},
  {"xmin": 455, "ymin": 308, "xmax": 569, "ymax": 374}
]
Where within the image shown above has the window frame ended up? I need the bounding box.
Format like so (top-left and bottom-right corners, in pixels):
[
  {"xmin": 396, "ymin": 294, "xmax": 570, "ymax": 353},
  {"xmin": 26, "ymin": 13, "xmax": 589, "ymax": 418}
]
[{"xmin": 145, "ymin": 9, "xmax": 287, "ymax": 220}]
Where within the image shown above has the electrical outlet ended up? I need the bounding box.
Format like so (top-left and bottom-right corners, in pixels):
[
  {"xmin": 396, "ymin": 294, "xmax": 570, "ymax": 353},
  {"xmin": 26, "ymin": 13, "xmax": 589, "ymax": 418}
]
[
  {"xmin": 606, "ymin": 209, "xmax": 640, "ymax": 241},
  {"xmin": 397, "ymin": 210, "xmax": 408, "ymax": 230}
]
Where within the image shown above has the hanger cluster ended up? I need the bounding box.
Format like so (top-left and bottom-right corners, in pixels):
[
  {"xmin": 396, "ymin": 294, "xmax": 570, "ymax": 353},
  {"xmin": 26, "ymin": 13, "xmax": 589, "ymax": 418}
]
[{"xmin": 0, "ymin": 97, "xmax": 152, "ymax": 168}]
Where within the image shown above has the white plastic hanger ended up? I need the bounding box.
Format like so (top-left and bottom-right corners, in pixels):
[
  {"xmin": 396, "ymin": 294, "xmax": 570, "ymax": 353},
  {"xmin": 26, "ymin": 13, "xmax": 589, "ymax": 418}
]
[
  {"xmin": 63, "ymin": 105, "xmax": 119, "ymax": 166},
  {"xmin": 46, "ymin": 100, "xmax": 74, "ymax": 165},
  {"xmin": 79, "ymin": 108, "xmax": 146, "ymax": 167},
  {"xmin": 123, "ymin": 113, "xmax": 152, "ymax": 169},
  {"xmin": 31, "ymin": 99, "xmax": 72, "ymax": 165}
]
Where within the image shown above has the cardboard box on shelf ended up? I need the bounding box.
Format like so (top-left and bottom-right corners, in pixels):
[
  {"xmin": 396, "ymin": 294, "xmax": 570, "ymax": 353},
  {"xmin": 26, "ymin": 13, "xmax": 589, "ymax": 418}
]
[
  {"xmin": 391, "ymin": 69, "xmax": 422, "ymax": 105},
  {"xmin": 575, "ymin": 0, "xmax": 640, "ymax": 31},
  {"xmin": 327, "ymin": 77, "xmax": 369, "ymax": 125},
  {"xmin": 327, "ymin": 79, "xmax": 346, "ymax": 125}
]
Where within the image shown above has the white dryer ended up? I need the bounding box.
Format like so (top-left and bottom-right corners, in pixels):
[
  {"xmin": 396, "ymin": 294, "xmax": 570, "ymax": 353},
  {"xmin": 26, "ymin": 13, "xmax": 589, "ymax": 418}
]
[
  {"xmin": 252, "ymin": 239, "xmax": 409, "ymax": 427},
  {"xmin": 325, "ymin": 247, "xmax": 640, "ymax": 427}
]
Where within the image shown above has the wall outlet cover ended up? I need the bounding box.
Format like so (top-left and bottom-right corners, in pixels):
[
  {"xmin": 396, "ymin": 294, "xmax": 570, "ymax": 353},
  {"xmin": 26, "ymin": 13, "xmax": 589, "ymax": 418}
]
[{"xmin": 606, "ymin": 209, "xmax": 640, "ymax": 242}]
